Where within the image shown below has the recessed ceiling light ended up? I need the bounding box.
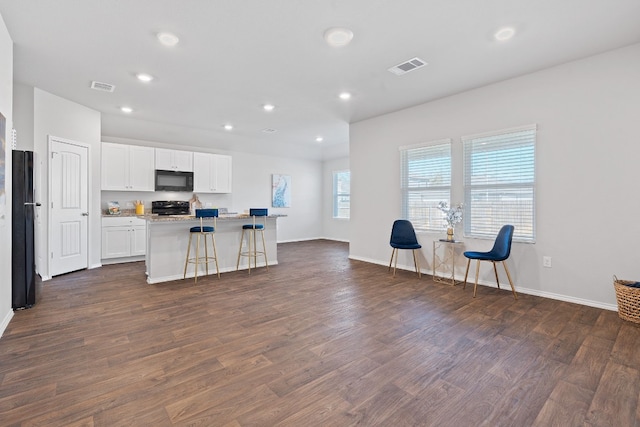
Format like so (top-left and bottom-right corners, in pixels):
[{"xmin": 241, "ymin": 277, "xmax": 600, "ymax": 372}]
[
  {"xmin": 223, "ymin": 124, "xmax": 233, "ymax": 131},
  {"xmin": 324, "ymin": 27, "xmax": 354, "ymax": 47},
  {"xmin": 315, "ymin": 136, "xmax": 324, "ymax": 143},
  {"xmin": 157, "ymin": 32, "xmax": 179, "ymax": 47},
  {"xmin": 136, "ymin": 73, "xmax": 154, "ymax": 82},
  {"xmin": 120, "ymin": 106, "xmax": 133, "ymax": 113},
  {"xmin": 339, "ymin": 92, "xmax": 352, "ymax": 100},
  {"xmin": 494, "ymin": 27, "xmax": 515, "ymax": 41},
  {"xmin": 262, "ymin": 128, "xmax": 277, "ymax": 133},
  {"xmin": 263, "ymin": 104, "xmax": 275, "ymax": 112}
]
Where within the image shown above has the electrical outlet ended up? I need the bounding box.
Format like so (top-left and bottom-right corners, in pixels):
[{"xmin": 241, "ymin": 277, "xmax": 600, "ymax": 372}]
[{"xmin": 543, "ymin": 256, "xmax": 552, "ymax": 268}]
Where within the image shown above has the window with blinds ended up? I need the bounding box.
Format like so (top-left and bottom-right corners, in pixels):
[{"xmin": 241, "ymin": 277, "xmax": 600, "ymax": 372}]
[
  {"xmin": 462, "ymin": 125, "xmax": 536, "ymax": 242},
  {"xmin": 400, "ymin": 140, "xmax": 451, "ymax": 231},
  {"xmin": 333, "ymin": 170, "xmax": 350, "ymax": 219}
]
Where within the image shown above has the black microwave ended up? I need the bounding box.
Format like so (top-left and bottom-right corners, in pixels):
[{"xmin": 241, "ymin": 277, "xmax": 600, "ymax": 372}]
[{"xmin": 155, "ymin": 170, "xmax": 194, "ymax": 192}]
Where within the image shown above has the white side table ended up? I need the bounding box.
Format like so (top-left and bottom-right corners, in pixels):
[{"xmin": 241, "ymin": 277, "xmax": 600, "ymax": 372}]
[{"xmin": 432, "ymin": 240, "xmax": 464, "ymax": 286}]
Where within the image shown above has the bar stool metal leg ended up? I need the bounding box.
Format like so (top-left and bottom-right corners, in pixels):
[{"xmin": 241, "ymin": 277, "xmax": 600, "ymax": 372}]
[
  {"xmin": 237, "ymin": 209, "xmax": 269, "ymax": 274},
  {"xmin": 184, "ymin": 233, "xmax": 194, "ymax": 279},
  {"xmin": 236, "ymin": 229, "xmax": 246, "ymax": 272},
  {"xmin": 260, "ymin": 229, "xmax": 269, "ymax": 271}
]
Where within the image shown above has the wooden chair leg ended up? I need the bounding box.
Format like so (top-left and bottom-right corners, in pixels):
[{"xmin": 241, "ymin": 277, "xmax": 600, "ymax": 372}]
[
  {"xmin": 388, "ymin": 249, "xmax": 395, "ymax": 272},
  {"xmin": 473, "ymin": 260, "xmax": 481, "ymax": 298},
  {"xmin": 463, "ymin": 259, "xmax": 471, "ymax": 290},
  {"xmin": 502, "ymin": 261, "xmax": 518, "ymax": 300},
  {"xmin": 412, "ymin": 249, "xmax": 421, "ymax": 278},
  {"xmin": 393, "ymin": 248, "xmax": 399, "ymax": 277},
  {"xmin": 492, "ymin": 261, "xmax": 501, "ymax": 289}
]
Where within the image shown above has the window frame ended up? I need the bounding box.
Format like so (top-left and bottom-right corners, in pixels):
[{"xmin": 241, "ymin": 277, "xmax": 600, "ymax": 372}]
[
  {"xmin": 399, "ymin": 139, "xmax": 452, "ymax": 232},
  {"xmin": 332, "ymin": 170, "xmax": 350, "ymax": 219},
  {"xmin": 462, "ymin": 124, "xmax": 536, "ymax": 243}
]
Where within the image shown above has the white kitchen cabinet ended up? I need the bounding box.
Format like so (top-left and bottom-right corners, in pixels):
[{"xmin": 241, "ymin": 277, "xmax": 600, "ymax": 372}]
[
  {"xmin": 155, "ymin": 148, "xmax": 193, "ymax": 172},
  {"xmin": 193, "ymin": 153, "xmax": 232, "ymax": 193},
  {"xmin": 101, "ymin": 143, "xmax": 155, "ymax": 191},
  {"xmin": 102, "ymin": 216, "xmax": 147, "ymax": 260}
]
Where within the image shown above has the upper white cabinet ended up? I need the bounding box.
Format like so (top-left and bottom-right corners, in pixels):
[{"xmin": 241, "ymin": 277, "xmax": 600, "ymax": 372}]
[
  {"xmin": 193, "ymin": 153, "xmax": 232, "ymax": 193},
  {"xmin": 101, "ymin": 142, "xmax": 155, "ymax": 191},
  {"xmin": 155, "ymin": 148, "xmax": 193, "ymax": 172}
]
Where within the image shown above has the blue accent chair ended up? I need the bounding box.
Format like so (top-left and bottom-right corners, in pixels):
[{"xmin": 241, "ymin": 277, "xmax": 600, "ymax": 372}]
[
  {"xmin": 388, "ymin": 219, "xmax": 422, "ymax": 278},
  {"xmin": 183, "ymin": 209, "xmax": 220, "ymax": 281},
  {"xmin": 236, "ymin": 208, "xmax": 269, "ymax": 273},
  {"xmin": 463, "ymin": 224, "xmax": 517, "ymax": 299}
]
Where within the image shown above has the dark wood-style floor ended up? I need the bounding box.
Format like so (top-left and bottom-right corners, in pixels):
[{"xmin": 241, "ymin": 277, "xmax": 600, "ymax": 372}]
[{"xmin": 1, "ymin": 240, "xmax": 639, "ymax": 426}]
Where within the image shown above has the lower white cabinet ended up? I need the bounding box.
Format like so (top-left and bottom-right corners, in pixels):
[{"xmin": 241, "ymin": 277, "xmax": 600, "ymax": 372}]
[{"xmin": 102, "ymin": 217, "xmax": 146, "ymax": 260}]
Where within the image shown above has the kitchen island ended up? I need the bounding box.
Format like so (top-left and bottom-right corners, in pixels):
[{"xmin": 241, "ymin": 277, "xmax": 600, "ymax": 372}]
[{"xmin": 144, "ymin": 214, "xmax": 282, "ymax": 284}]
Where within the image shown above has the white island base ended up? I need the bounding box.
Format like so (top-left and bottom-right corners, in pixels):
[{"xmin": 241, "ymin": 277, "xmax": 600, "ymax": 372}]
[{"xmin": 145, "ymin": 215, "xmax": 279, "ymax": 284}]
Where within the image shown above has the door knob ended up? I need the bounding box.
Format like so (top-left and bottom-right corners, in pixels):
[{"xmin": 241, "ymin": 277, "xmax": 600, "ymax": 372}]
[{"xmin": 82, "ymin": 212, "xmax": 89, "ymax": 216}]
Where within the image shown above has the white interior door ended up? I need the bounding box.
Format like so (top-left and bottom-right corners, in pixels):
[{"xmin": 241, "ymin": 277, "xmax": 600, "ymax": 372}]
[{"xmin": 49, "ymin": 137, "xmax": 88, "ymax": 276}]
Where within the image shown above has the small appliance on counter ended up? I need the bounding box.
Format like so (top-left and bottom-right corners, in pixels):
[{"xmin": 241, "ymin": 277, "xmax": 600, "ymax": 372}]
[{"xmin": 152, "ymin": 200, "xmax": 191, "ymax": 216}]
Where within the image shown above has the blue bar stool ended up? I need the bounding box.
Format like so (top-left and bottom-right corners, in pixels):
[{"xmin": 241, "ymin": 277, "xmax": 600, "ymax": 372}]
[
  {"xmin": 236, "ymin": 208, "xmax": 269, "ymax": 274},
  {"xmin": 184, "ymin": 209, "xmax": 220, "ymax": 282}
]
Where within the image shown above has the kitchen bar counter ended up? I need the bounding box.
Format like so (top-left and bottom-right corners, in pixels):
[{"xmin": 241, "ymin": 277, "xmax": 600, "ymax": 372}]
[
  {"xmin": 146, "ymin": 213, "xmax": 284, "ymax": 222},
  {"xmin": 144, "ymin": 214, "xmax": 283, "ymax": 284}
]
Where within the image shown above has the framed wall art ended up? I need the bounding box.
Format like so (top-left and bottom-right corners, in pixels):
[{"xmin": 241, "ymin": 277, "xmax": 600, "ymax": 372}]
[{"xmin": 272, "ymin": 174, "xmax": 291, "ymax": 208}]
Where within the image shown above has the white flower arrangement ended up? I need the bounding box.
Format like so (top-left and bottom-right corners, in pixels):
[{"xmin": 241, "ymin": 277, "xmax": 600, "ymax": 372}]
[{"xmin": 437, "ymin": 201, "xmax": 463, "ymax": 229}]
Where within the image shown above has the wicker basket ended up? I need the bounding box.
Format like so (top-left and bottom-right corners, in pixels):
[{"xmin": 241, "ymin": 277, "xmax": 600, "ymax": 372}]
[{"xmin": 614, "ymin": 276, "xmax": 640, "ymax": 323}]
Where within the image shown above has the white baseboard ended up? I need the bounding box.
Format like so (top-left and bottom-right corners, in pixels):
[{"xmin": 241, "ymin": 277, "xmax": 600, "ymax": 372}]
[
  {"xmin": 101, "ymin": 256, "xmax": 144, "ymax": 265},
  {"xmin": 348, "ymin": 255, "xmax": 618, "ymax": 312},
  {"xmin": 147, "ymin": 261, "xmax": 278, "ymax": 284},
  {"xmin": 0, "ymin": 309, "xmax": 15, "ymax": 339},
  {"xmin": 277, "ymin": 237, "xmax": 350, "ymax": 244},
  {"xmin": 277, "ymin": 237, "xmax": 323, "ymax": 243}
]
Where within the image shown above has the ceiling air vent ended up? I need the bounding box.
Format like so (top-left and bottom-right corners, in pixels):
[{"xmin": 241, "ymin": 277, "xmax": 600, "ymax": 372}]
[
  {"xmin": 388, "ymin": 57, "xmax": 427, "ymax": 76},
  {"xmin": 262, "ymin": 128, "xmax": 277, "ymax": 134},
  {"xmin": 90, "ymin": 81, "xmax": 115, "ymax": 92}
]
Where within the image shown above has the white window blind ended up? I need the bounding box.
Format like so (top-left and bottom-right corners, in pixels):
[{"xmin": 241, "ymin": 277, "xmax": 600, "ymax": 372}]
[
  {"xmin": 400, "ymin": 140, "xmax": 451, "ymax": 231},
  {"xmin": 462, "ymin": 125, "xmax": 536, "ymax": 242},
  {"xmin": 333, "ymin": 170, "xmax": 350, "ymax": 219}
]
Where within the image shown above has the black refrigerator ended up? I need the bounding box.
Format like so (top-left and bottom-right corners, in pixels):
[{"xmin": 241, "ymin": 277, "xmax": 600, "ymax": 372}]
[{"xmin": 12, "ymin": 150, "xmax": 37, "ymax": 309}]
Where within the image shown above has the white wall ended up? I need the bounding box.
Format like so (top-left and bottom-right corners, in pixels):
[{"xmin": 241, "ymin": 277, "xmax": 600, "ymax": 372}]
[
  {"xmin": 350, "ymin": 43, "xmax": 640, "ymax": 309},
  {"xmin": 322, "ymin": 156, "xmax": 350, "ymax": 242},
  {"xmin": 12, "ymin": 83, "xmax": 33, "ymax": 151},
  {"xmin": 28, "ymin": 89, "xmax": 102, "ymax": 279},
  {"xmin": 101, "ymin": 137, "xmax": 323, "ymax": 243},
  {"xmin": 0, "ymin": 13, "xmax": 13, "ymax": 336}
]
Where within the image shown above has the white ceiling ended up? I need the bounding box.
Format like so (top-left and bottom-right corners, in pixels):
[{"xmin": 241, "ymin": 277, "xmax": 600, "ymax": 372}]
[{"xmin": 1, "ymin": 0, "xmax": 640, "ymax": 160}]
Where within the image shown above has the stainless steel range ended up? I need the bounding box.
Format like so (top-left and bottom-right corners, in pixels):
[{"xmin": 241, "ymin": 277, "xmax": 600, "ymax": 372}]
[{"xmin": 151, "ymin": 200, "xmax": 190, "ymax": 216}]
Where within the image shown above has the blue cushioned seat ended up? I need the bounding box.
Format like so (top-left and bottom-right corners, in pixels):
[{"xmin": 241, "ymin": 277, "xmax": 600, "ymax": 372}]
[
  {"xmin": 190, "ymin": 226, "xmax": 214, "ymax": 233},
  {"xmin": 388, "ymin": 219, "xmax": 422, "ymax": 277},
  {"xmin": 463, "ymin": 224, "xmax": 517, "ymax": 299},
  {"xmin": 242, "ymin": 223, "xmax": 264, "ymax": 230}
]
